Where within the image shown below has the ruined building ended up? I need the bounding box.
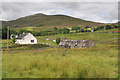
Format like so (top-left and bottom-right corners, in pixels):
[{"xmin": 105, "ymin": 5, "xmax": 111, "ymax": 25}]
[{"xmin": 59, "ymin": 40, "xmax": 95, "ymax": 48}]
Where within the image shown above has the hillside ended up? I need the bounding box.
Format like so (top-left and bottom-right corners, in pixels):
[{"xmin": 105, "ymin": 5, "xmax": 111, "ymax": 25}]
[{"xmin": 2, "ymin": 13, "xmax": 108, "ymax": 28}]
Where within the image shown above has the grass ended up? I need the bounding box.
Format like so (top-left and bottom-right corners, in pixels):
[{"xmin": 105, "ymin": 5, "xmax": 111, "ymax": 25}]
[
  {"xmin": 36, "ymin": 32, "xmax": 118, "ymax": 44},
  {"xmin": 2, "ymin": 39, "xmax": 13, "ymax": 48},
  {"xmin": 2, "ymin": 46, "xmax": 118, "ymax": 78},
  {"xmin": 2, "ymin": 32, "xmax": 118, "ymax": 48},
  {"xmin": 96, "ymin": 28, "xmax": 118, "ymax": 32},
  {"xmin": 10, "ymin": 26, "xmax": 52, "ymax": 32},
  {"xmin": 2, "ymin": 30, "xmax": 119, "ymax": 78},
  {"xmin": 2, "ymin": 44, "xmax": 49, "ymax": 51}
]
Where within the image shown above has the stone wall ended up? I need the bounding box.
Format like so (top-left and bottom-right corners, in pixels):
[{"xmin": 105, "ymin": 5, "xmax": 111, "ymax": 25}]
[{"xmin": 59, "ymin": 40, "xmax": 95, "ymax": 48}]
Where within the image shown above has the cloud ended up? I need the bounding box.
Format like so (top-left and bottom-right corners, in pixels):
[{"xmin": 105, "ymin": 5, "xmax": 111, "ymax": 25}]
[
  {"xmin": 1, "ymin": 2, "xmax": 118, "ymax": 23},
  {"xmin": 2, "ymin": 0, "xmax": 119, "ymax": 2}
]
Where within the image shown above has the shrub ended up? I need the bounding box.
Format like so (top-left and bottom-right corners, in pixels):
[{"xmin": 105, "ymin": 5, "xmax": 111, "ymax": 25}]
[
  {"xmin": 85, "ymin": 26, "xmax": 91, "ymax": 28},
  {"xmin": 105, "ymin": 25, "xmax": 112, "ymax": 30},
  {"xmin": 62, "ymin": 28, "xmax": 70, "ymax": 34},
  {"xmin": 81, "ymin": 29, "xmax": 85, "ymax": 32},
  {"xmin": 99, "ymin": 26, "xmax": 104, "ymax": 29},
  {"xmin": 56, "ymin": 38, "xmax": 60, "ymax": 45},
  {"xmin": 12, "ymin": 37, "xmax": 16, "ymax": 44}
]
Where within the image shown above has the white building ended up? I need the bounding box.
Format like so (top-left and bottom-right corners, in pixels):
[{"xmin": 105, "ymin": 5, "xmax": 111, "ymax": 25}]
[{"xmin": 15, "ymin": 33, "xmax": 37, "ymax": 44}]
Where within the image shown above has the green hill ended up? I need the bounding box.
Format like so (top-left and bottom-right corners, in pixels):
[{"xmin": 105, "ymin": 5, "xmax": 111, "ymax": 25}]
[{"xmin": 2, "ymin": 13, "xmax": 107, "ymax": 28}]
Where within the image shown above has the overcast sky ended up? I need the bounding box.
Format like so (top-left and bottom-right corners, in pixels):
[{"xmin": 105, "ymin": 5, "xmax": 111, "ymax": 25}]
[{"xmin": 0, "ymin": 1, "xmax": 119, "ymax": 23}]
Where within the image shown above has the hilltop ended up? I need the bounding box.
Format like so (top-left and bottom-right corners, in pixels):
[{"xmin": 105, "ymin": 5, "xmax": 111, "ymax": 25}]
[{"xmin": 2, "ymin": 13, "xmax": 107, "ymax": 28}]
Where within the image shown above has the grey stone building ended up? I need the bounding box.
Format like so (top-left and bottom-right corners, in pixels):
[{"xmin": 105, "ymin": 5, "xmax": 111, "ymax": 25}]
[{"xmin": 59, "ymin": 40, "xmax": 95, "ymax": 48}]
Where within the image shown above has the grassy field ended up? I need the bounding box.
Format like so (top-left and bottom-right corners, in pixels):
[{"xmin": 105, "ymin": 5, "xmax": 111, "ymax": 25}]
[
  {"xmin": 10, "ymin": 26, "xmax": 52, "ymax": 32},
  {"xmin": 36, "ymin": 32, "xmax": 118, "ymax": 46},
  {"xmin": 2, "ymin": 32, "xmax": 118, "ymax": 47},
  {"xmin": 2, "ymin": 47, "xmax": 118, "ymax": 78},
  {"xmin": 2, "ymin": 31, "xmax": 119, "ymax": 78}
]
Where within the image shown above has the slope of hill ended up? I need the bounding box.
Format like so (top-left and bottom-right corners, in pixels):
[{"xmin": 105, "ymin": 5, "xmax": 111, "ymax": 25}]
[{"xmin": 2, "ymin": 13, "xmax": 107, "ymax": 28}]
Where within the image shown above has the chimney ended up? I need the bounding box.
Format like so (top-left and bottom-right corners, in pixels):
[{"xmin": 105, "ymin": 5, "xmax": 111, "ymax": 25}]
[{"xmin": 23, "ymin": 32, "xmax": 25, "ymax": 34}]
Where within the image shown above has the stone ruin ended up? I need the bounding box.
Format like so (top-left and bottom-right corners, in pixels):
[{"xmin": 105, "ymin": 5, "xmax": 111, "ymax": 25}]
[{"xmin": 59, "ymin": 39, "xmax": 95, "ymax": 48}]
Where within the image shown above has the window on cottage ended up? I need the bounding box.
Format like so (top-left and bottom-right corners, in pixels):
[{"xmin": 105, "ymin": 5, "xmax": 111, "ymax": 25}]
[{"xmin": 31, "ymin": 40, "xmax": 34, "ymax": 43}]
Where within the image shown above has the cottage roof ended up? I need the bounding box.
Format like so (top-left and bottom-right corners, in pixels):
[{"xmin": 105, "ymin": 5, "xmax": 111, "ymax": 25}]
[{"xmin": 16, "ymin": 33, "xmax": 28, "ymax": 39}]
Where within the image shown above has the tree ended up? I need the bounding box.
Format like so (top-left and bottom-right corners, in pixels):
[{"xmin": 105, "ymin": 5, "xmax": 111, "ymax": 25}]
[
  {"xmin": 62, "ymin": 28, "xmax": 70, "ymax": 34},
  {"xmin": 53, "ymin": 27, "xmax": 58, "ymax": 31},
  {"xmin": 75, "ymin": 30, "xmax": 79, "ymax": 33},
  {"xmin": 85, "ymin": 26, "xmax": 91, "ymax": 28},
  {"xmin": 112, "ymin": 24, "xmax": 118, "ymax": 28},
  {"xmin": 18, "ymin": 29, "xmax": 27, "ymax": 34},
  {"xmin": 58, "ymin": 28, "xmax": 63, "ymax": 33},
  {"xmin": 12, "ymin": 36, "xmax": 16, "ymax": 44},
  {"xmin": 87, "ymin": 28, "xmax": 91, "ymax": 32},
  {"xmin": 2, "ymin": 27, "xmax": 10, "ymax": 39},
  {"xmin": 99, "ymin": 26, "xmax": 104, "ymax": 29},
  {"xmin": 105, "ymin": 25, "xmax": 112, "ymax": 30},
  {"xmin": 10, "ymin": 29, "xmax": 17, "ymax": 35},
  {"xmin": 80, "ymin": 29, "xmax": 85, "ymax": 32},
  {"xmin": 56, "ymin": 38, "xmax": 60, "ymax": 45},
  {"xmin": 93, "ymin": 28, "xmax": 98, "ymax": 31}
]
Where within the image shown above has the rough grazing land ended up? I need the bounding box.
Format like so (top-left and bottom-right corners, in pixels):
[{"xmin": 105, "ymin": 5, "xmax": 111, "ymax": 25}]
[
  {"xmin": 2, "ymin": 32, "xmax": 118, "ymax": 78},
  {"xmin": 2, "ymin": 47, "xmax": 118, "ymax": 78}
]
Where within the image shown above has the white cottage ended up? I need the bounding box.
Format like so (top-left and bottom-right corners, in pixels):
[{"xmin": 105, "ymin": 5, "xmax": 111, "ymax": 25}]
[{"xmin": 15, "ymin": 33, "xmax": 37, "ymax": 44}]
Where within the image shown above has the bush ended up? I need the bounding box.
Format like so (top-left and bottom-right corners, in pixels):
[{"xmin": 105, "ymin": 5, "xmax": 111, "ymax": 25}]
[
  {"xmin": 12, "ymin": 37, "xmax": 16, "ymax": 44},
  {"xmin": 53, "ymin": 27, "xmax": 58, "ymax": 31},
  {"xmin": 105, "ymin": 25, "xmax": 112, "ymax": 30},
  {"xmin": 113, "ymin": 24, "xmax": 118, "ymax": 28},
  {"xmin": 56, "ymin": 38, "xmax": 60, "ymax": 45},
  {"xmin": 94, "ymin": 27, "xmax": 99, "ymax": 31},
  {"xmin": 81, "ymin": 29, "xmax": 85, "ymax": 32},
  {"xmin": 87, "ymin": 28, "xmax": 91, "ymax": 32},
  {"xmin": 85, "ymin": 26, "xmax": 91, "ymax": 28},
  {"xmin": 28, "ymin": 44, "xmax": 49, "ymax": 49},
  {"xmin": 10, "ymin": 29, "xmax": 17, "ymax": 35},
  {"xmin": 9, "ymin": 44, "xmax": 49, "ymax": 50},
  {"xmin": 62, "ymin": 28, "xmax": 70, "ymax": 34},
  {"xmin": 99, "ymin": 26, "xmax": 104, "ymax": 29}
]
